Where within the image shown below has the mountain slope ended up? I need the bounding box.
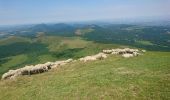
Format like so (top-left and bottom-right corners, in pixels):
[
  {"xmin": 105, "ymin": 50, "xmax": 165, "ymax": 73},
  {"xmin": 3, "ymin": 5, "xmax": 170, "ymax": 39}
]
[
  {"xmin": 0, "ymin": 51, "xmax": 169, "ymax": 100},
  {"xmin": 0, "ymin": 36, "xmax": 120, "ymax": 75}
]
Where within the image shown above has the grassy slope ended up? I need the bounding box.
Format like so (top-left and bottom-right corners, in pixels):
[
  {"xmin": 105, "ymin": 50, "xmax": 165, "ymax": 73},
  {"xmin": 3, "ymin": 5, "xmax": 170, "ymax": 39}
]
[
  {"xmin": 0, "ymin": 54, "xmax": 28, "ymax": 75},
  {"xmin": 0, "ymin": 36, "xmax": 120, "ymax": 75},
  {"xmin": 0, "ymin": 36, "xmax": 32, "ymax": 45},
  {"xmin": 0, "ymin": 51, "xmax": 169, "ymax": 100},
  {"xmin": 75, "ymin": 28, "xmax": 94, "ymax": 36},
  {"xmin": 0, "ymin": 36, "xmax": 48, "ymax": 75}
]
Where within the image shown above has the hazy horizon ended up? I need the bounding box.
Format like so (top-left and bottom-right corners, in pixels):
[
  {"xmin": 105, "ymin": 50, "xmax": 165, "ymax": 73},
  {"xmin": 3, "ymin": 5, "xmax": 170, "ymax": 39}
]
[{"xmin": 0, "ymin": 0, "xmax": 170, "ymax": 25}]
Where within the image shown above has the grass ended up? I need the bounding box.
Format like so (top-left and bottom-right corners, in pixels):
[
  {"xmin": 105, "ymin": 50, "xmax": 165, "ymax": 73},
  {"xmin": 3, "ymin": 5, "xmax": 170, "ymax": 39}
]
[
  {"xmin": 39, "ymin": 36, "xmax": 90, "ymax": 51},
  {"xmin": 136, "ymin": 40, "xmax": 155, "ymax": 46},
  {"xmin": 75, "ymin": 28, "xmax": 94, "ymax": 36},
  {"xmin": 0, "ymin": 36, "xmax": 32, "ymax": 45},
  {"xmin": 0, "ymin": 54, "xmax": 28, "ymax": 75},
  {"xmin": 38, "ymin": 54, "xmax": 56, "ymax": 63},
  {"xmin": 0, "ymin": 36, "xmax": 120, "ymax": 75},
  {"xmin": 0, "ymin": 51, "xmax": 169, "ymax": 100},
  {"xmin": 0, "ymin": 35, "xmax": 169, "ymax": 99}
]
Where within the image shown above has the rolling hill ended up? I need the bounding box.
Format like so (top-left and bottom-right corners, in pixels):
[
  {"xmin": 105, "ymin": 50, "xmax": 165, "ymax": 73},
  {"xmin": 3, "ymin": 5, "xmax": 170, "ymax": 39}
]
[{"xmin": 0, "ymin": 24, "xmax": 170, "ymax": 99}]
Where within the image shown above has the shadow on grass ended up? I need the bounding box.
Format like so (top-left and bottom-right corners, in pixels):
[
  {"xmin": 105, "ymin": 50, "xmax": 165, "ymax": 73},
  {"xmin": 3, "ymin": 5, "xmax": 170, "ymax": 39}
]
[
  {"xmin": 0, "ymin": 42, "xmax": 49, "ymax": 59},
  {"xmin": 0, "ymin": 58, "xmax": 10, "ymax": 67}
]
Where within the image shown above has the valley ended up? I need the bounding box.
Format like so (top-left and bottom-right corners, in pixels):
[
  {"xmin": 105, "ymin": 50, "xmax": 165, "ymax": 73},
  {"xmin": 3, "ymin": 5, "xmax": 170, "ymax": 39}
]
[{"xmin": 0, "ymin": 24, "xmax": 169, "ymax": 99}]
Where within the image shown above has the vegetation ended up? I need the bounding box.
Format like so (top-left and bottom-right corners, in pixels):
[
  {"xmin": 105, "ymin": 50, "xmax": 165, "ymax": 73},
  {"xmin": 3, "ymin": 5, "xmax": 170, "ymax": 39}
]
[
  {"xmin": 0, "ymin": 35, "xmax": 120, "ymax": 75},
  {"xmin": 82, "ymin": 25, "xmax": 170, "ymax": 51},
  {"xmin": 75, "ymin": 28, "xmax": 94, "ymax": 36},
  {"xmin": 0, "ymin": 51, "xmax": 169, "ymax": 99},
  {"xmin": 0, "ymin": 24, "xmax": 169, "ymax": 99}
]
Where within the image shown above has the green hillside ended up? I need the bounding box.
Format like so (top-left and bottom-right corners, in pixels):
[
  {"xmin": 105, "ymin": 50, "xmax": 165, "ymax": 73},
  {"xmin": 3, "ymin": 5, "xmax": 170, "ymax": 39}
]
[
  {"xmin": 0, "ymin": 36, "xmax": 120, "ymax": 75},
  {"xmin": 0, "ymin": 51, "xmax": 169, "ymax": 99},
  {"xmin": 0, "ymin": 25, "xmax": 170, "ymax": 99},
  {"xmin": 0, "ymin": 0, "xmax": 170, "ymax": 99}
]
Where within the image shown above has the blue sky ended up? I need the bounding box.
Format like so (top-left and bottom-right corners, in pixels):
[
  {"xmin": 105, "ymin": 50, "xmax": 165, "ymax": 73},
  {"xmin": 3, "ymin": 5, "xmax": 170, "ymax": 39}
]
[{"xmin": 0, "ymin": 0, "xmax": 170, "ymax": 25}]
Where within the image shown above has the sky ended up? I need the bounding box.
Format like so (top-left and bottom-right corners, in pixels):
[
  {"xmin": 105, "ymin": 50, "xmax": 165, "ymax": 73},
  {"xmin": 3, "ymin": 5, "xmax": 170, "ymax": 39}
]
[{"xmin": 0, "ymin": 0, "xmax": 170, "ymax": 25}]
